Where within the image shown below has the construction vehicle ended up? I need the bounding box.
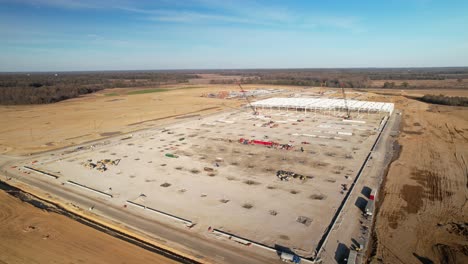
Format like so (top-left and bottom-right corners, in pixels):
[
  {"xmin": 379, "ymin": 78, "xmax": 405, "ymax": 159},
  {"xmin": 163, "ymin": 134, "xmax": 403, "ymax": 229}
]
[
  {"xmin": 280, "ymin": 252, "xmax": 301, "ymax": 263},
  {"xmin": 238, "ymin": 82, "xmax": 258, "ymax": 115},
  {"xmin": 340, "ymin": 82, "xmax": 351, "ymax": 119}
]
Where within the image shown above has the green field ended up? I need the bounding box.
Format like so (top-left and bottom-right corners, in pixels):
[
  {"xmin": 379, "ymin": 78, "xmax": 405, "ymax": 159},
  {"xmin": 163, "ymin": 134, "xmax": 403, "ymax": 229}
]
[
  {"xmin": 126, "ymin": 86, "xmax": 202, "ymax": 95},
  {"xmin": 126, "ymin": 88, "xmax": 170, "ymax": 95}
]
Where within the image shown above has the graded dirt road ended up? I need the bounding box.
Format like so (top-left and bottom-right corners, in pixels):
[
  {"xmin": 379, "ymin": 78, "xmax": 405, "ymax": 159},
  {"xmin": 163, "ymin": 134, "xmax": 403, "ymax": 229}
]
[{"xmin": 367, "ymin": 89, "xmax": 468, "ymax": 264}]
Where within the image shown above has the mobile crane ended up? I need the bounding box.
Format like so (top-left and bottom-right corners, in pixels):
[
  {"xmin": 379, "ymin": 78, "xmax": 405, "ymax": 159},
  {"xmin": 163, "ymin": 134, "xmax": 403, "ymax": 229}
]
[
  {"xmin": 340, "ymin": 82, "xmax": 351, "ymax": 119},
  {"xmin": 238, "ymin": 82, "xmax": 258, "ymax": 115}
]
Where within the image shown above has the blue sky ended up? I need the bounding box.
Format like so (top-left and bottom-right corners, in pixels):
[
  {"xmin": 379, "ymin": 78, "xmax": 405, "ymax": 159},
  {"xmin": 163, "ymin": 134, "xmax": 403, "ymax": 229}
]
[{"xmin": 1, "ymin": 0, "xmax": 467, "ymax": 71}]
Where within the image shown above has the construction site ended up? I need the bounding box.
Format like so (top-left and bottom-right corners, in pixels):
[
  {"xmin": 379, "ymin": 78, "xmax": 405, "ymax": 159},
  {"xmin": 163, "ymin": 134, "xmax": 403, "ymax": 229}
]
[{"xmin": 8, "ymin": 86, "xmax": 395, "ymax": 262}]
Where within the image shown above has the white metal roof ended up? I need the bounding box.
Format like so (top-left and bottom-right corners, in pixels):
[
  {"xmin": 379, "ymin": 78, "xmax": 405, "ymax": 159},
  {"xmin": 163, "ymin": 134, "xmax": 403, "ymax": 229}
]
[{"xmin": 251, "ymin": 98, "xmax": 394, "ymax": 114}]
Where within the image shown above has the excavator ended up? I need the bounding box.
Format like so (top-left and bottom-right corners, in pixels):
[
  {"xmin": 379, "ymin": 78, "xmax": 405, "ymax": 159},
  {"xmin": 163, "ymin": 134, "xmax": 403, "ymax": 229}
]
[{"xmin": 238, "ymin": 82, "xmax": 258, "ymax": 115}]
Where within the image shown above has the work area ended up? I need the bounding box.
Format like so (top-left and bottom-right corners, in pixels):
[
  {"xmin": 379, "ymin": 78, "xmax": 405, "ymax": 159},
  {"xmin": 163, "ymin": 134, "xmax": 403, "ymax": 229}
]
[{"xmin": 18, "ymin": 95, "xmax": 391, "ymax": 259}]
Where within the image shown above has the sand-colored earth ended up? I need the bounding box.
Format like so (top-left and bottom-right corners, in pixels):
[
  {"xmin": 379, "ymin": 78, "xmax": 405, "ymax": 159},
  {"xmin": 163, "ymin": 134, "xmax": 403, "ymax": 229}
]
[
  {"xmin": 1, "ymin": 84, "xmax": 467, "ymax": 264},
  {"xmin": 367, "ymin": 89, "xmax": 468, "ymax": 264},
  {"xmin": 0, "ymin": 190, "xmax": 179, "ymax": 264},
  {"xmin": 0, "ymin": 84, "xmax": 296, "ymax": 264},
  {"xmin": 0, "ymin": 85, "xmax": 247, "ymax": 155}
]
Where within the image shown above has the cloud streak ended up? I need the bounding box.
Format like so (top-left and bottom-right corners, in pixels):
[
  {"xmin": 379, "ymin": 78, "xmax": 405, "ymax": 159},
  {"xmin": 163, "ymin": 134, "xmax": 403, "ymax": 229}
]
[{"xmin": 2, "ymin": 0, "xmax": 362, "ymax": 31}]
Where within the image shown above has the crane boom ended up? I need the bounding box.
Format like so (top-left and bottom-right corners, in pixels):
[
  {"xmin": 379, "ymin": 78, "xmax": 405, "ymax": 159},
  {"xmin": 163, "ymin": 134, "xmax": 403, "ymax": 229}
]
[
  {"xmin": 238, "ymin": 83, "xmax": 257, "ymax": 115},
  {"xmin": 340, "ymin": 83, "xmax": 351, "ymax": 119}
]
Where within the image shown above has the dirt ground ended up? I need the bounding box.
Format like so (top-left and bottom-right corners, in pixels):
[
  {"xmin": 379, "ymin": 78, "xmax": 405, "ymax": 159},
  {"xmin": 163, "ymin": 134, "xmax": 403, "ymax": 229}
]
[
  {"xmin": 0, "ymin": 85, "xmax": 247, "ymax": 155},
  {"xmin": 0, "ymin": 84, "xmax": 300, "ymax": 264},
  {"xmin": 0, "ymin": 84, "xmax": 310, "ymax": 156},
  {"xmin": 367, "ymin": 89, "xmax": 468, "ymax": 264},
  {"xmin": 0, "ymin": 190, "xmax": 179, "ymax": 264},
  {"xmin": 20, "ymin": 108, "xmax": 383, "ymax": 257},
  {"xmin": 1, "ymin": 84, "xmax": 467, "ymax": 264}
]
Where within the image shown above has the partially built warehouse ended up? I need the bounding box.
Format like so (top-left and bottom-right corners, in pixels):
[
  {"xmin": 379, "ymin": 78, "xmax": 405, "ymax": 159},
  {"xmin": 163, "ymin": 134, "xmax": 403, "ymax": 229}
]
[
  {"xmin": 252, "ymin": 97, "xmax": 394, "ymax": 115},
  {"xmin": 16, "ymin": 96, "xmax": 394, "ymax": 259}
]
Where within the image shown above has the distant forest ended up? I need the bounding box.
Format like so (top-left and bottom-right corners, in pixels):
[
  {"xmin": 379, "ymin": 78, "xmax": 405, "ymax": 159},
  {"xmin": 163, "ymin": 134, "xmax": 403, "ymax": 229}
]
[
  {"xmin": 1, "ymin": 68, "xmax": 467, "ymax": 105},
  {"xmin": 0, "ymin": 71, "xmax": 196, "ymax": 105},
  {"xmin": 208, "ymin": 67, "xmax": 468, "ymax": 88}
]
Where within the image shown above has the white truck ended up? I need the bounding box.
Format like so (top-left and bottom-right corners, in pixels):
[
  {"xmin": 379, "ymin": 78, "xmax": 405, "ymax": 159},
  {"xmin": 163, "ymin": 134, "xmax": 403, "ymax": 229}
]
[
  {"xmin": 365, "ymin": 200, "xmax": 374, "ymax": 216},
  {"xmin": 280, "ymin": 252, "xmax": 301, "ymax": 263}
]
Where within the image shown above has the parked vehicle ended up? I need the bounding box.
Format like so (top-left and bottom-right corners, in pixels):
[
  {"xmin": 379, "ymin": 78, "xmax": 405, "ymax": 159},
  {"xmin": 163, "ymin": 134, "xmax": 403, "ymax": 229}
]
[
  {"xmin": 365, "ymin": 200, "xmax": 374, "ymax": 216},
  {"xmin": 280, "ymin": 252, "xmax": 301, "ymax": 263}
]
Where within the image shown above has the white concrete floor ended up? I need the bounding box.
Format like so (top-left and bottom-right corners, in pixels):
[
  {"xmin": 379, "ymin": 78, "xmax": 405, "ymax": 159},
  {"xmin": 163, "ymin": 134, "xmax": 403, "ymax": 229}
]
[{"xmin": 27, "ymin": 109, "xmax": 385, "ymax": 257}]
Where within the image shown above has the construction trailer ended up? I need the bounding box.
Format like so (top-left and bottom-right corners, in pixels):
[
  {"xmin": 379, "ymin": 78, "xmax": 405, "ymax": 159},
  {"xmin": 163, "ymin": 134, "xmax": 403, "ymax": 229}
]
[{"xmin": 365, "ymin": 200, "xmax": 374, "ymax": 216}]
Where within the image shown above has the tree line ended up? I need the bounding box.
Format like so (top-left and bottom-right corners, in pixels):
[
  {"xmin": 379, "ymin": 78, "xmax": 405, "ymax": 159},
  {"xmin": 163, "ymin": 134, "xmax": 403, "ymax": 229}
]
[
  {"xmin": 0, "ymin": 72, "xmax": 197, "ymax": 105},
  {"xmin": 208, "ymin": 68, "xmax": 468, "ymax": 89}
]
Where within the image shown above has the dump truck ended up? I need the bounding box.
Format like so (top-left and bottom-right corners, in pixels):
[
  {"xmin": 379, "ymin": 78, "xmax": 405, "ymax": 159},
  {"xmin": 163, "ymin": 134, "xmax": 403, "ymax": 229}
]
[
  {"xmin": 365, "ymin": 200, "xmax": 374, "ymax": 216},
  {"xmin": 370, "ymin": 189, "xmax": 377, "ymax": 200},
  {"xmin": 280, "ymin": 252, "xmax": 301, "ymax": 263}
]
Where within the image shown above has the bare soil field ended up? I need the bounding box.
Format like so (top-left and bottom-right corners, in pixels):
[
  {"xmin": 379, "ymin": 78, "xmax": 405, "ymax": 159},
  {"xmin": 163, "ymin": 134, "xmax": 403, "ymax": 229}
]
[
  {"xmin": 367, "ymin": 89, "xmax": 468, "ymax": 264},
  {"xmin": 0, "ymin": 190, "xmax": 179, "ymax": 264},
  {"xmin": 1, "ymin": 84, "xmax": 466, "ymax": 264},
  {"xmin": 0, "ymin": 85, "xmax": 249, "ymax": 155}
]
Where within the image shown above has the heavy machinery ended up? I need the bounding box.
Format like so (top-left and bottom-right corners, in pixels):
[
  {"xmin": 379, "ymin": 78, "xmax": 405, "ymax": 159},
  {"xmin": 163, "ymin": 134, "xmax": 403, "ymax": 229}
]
[
  {"xmin": 340, "ymin": 82, "xmax": 351, "ymax": 119},
  {"xmin": 238, "ymin": 82, "xmax": 258, "ymax": 115}
]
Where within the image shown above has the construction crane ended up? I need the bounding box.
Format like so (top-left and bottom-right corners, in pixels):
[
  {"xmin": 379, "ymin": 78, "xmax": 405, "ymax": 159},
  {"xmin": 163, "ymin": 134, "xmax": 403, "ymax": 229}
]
[
  {"xmin": 340, "ymin": 82, "xmax": 351, "ymax": 119},
  {"xmin": 238, "ymin": 82, "xmax": 258, "ymax": 115},
  {"xmin": 318, "ymin": 81, "xmax": 326, "ymax": 95}
]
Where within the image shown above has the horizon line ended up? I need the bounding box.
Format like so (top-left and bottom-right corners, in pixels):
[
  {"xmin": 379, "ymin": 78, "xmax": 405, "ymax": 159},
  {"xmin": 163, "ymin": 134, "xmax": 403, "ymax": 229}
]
[{"xmin": 2, "ymin": 66, "xmax": 468, "ymax": 74}]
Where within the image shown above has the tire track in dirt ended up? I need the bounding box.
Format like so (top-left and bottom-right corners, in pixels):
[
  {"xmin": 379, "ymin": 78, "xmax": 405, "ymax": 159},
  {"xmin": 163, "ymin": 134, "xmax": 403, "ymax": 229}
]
[{"xmin": 370, "ymin": 93, "xmax": 468, "ymax": 264}]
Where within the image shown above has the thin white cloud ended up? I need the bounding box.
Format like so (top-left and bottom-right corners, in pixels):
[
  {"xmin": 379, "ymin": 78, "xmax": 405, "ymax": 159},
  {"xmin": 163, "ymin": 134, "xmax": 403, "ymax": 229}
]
[
  {"xmin": 1, "ymin": 0, "xmax": 364, "ymax": 31},
  {"xmin": 0, "ymin": 0, "xmax": 98, "ymax": 9},
  {"xmin": 0, "ymin": 0, "xmax": 132, "ymax": 9}
]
